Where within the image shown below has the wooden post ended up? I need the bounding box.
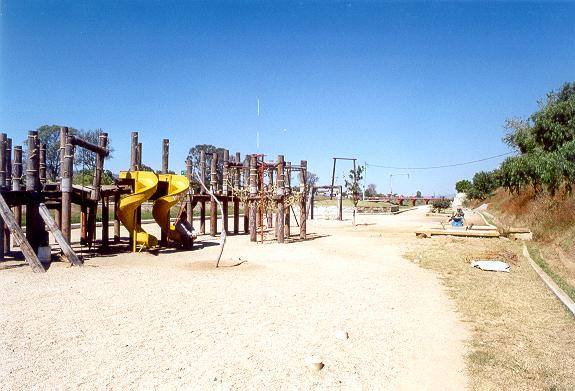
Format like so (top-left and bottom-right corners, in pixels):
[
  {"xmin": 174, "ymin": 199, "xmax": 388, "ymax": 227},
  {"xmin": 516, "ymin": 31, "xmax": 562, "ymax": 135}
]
[
  {"xmin": 160, "ymin": 138, "xmax": 169, "ymax": 246},
  {"xmin": 26, "ymin": 131, "xmax": 44, "ymax": 252},
  {"xmin": 267, "ymin": 167, "xmax": 273, "ymax": 228},
  {"xmin": 137, "ymin": 143, "xmax": 142, "ymax": 170},
  {"xmin": 61, "ymin": 136, "xmax": 74, "ymax": 243},
  {"xmin": 0, "ymin": 193, "xmax": 45, "ymax": 272},
  {"xmin": 199, "ymin": 150, "xmax": 206, "ymax": 234},
  {"xmin": 233, "ymin": 152, "xmax": 240, "ymax": 235},
  {"xmin": 186, "ymin": 158, "xmax": 193, "ymax": 224},
  {"xmin": 285, "ymin": 161, "xmax": 291, "ymax": 238},
  {"xmin": 210, "ymin": 152, "xmax": 217, "ymax": 236},
  {"xmin": 4, "ymin": 138, "xmax": 12, "ymax": 253},
  {"xmin": 39, "ymin": 143, "xmax": 46, "ymax": 184},
  {"xmin": 12, "ymin": 146, "xmax": 22, "ymax": 228},
  {"xmin": 59, "ymin": 127, "xmax": 68, "ymax": 180},
  {"xmin": 243, "ymin": 155, "xmax": 250, "ymax": 234},
  {"xmin": 276, "ymin": 155, "xmax": 285, "ymax": 243},
  {"xmin": 80, "ymin": 204, "xmax": 88, "ymax": 244},
  {"xmin": 310, "ymin": 188, "xmax": 315, "ymax": 220},
  {"xmin": 113, "ymin": 194, "xmax": 120, "ymax": 242},
  {"xmin": 102, "ymin": 196, "xmax": 109, "ymax": 249},
  {"xmin": 38, "ymin": 203, "xmax": 82, "ymax": 266},
  {"xmin": 0, "ymin": 134, "xmax": 5, "ymax": 258},
  {"xmin": 337, "ymin": 187, "xmax": 343, "ymax": 221},
  {"xmin": 300, "ymin": 160, "xmax": 307, "ymax": 239},
  {"xmin": 130, "ymin": 132, "xmax": 138, "ymax": 171},
  {"xmin": 249, "ymin": 155, "xmax": 257, "ymax": 242},
  {"xmin": 91, "ymin": 132, "xmax": 108, "ymax": 201},
  {"xmin": 222, "ymin": 149, "xmax": 229, "ymax": 234},
  {"xmin": 162, "ymin": 139, "xmax": 169, "ymax": 173},
  {"xmin": 0, "ymin": 133, "xmax": 6, "ymax": 188}
]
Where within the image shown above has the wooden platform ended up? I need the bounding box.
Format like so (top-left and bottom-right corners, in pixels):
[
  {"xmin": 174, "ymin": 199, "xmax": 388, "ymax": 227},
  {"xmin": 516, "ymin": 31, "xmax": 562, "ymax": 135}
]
[{"xmin": 415, "ymin": 227, "xmax": 500, "ymax": 238}]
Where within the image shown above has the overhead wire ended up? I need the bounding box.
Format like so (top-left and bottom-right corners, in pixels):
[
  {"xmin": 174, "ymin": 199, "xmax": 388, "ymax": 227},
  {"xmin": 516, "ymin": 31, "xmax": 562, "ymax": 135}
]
[{"xmin": 366, "ymin": 151, "xmax": 514, "ymax": 170}]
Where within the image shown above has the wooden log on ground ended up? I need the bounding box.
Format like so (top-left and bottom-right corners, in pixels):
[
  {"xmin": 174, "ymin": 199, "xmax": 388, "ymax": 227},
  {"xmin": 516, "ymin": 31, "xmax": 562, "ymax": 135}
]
[
  {"xmin": 0, "ymin": 193, "xmax": 45, "ymax": 272},
  {"xmin": 38, "ymin": 203, "xmax": 82, "ymax": 266}
]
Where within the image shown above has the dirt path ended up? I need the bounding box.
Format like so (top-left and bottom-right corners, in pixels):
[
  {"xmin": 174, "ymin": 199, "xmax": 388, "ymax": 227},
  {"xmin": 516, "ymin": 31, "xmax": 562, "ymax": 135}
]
[{"xmin": 1, "ymin": 206, "xmax": 469, "ymax": 389}]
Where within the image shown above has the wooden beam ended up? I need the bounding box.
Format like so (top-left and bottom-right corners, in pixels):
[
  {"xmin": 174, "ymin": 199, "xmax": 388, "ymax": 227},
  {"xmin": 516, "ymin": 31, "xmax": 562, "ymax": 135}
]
[
  {"xmin": 0, "ymin": 193, "xmax": 45, "ymax": 272},
  {"xmin": 38, "ymin": 203, "xmax": 82, "ymax": 266}
]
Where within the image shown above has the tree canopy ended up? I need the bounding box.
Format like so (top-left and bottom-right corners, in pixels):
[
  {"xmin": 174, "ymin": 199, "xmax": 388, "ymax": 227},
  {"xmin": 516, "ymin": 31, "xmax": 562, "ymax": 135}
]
[{"xmin": 460, "ymin": 82, "xmax": 575, "ymax": 199}]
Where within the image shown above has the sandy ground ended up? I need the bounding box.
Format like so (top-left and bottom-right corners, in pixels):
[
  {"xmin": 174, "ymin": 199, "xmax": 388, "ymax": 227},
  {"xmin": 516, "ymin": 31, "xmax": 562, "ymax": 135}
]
[{"xmin": 1, "ymin": 206, "xmax": 469, "ymax": 390}]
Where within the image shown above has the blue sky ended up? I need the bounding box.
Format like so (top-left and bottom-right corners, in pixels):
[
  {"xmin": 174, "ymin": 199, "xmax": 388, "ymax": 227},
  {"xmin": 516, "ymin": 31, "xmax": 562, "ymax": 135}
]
[{"xmin": 1, "ymin": 1, "xmax": 574, "ymax": 195}]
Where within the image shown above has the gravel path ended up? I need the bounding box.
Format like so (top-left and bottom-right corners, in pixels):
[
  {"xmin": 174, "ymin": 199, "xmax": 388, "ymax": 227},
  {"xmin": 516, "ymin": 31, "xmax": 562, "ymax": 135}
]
[{"xmin": 1, "ymin": 206, "xmax": 468, "ymax": 389}]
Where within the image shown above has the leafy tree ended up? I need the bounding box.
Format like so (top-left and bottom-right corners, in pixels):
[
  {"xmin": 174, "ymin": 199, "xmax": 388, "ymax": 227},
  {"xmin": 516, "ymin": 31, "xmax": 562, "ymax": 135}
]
[
  {"xmin": 365, "ymin": 183, "xmax": 377, "ymax": 197},
  {"xmin": 73, "ymin": 169, "xmax": 115, "ymax": 185},
  {"xmin": 467, "ymin": 171, "xmax": 499, "ymax": 200},
  {"xmin": 455, "ymin": 180, "xmax": 472, "ymax": 193},
  {"xmin": 27, "ymin": 125, "xmax": 113, "ymax": 182},
  {"xmin": 344, "ymin": 165, "xmax": 365, "ymax": 206},
  {"xmin": 74, "ymin": 129, "xmax": 114, "ymax": 173},
  {"xmin": 186, "ymin": 144, "xmax": 226, "ymax": 190},
  {"xmin": 416, "ymin": 190, "xmax": 422, "ymax": 198}
]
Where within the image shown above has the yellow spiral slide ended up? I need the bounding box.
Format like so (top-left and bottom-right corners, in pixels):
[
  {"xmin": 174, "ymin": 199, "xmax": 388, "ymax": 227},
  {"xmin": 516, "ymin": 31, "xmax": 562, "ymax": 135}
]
[
  {"xmin": 117, "ymin": 171, "xmax": 159, "ymax": 248},
  {"xmin": 152, "ymin": 174, "xmax": 190, "ymax": 243}
]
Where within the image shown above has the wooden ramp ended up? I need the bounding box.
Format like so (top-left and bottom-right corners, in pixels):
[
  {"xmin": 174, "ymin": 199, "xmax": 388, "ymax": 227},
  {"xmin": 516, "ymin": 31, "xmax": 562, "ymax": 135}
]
[
  {"xmin": 39, "ymin": 203, "xmax": 82, "ymax": 267},
  {"xmin": 0, "ymin": 193, "xmax": 45, "ymax": 273}
]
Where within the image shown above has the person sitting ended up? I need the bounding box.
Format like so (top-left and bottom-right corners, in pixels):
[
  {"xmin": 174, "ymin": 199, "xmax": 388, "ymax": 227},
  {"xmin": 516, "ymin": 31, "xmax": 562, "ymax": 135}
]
[{"xmin": 175, "ymin": 211, "xmax": 197, "ymax": 250}]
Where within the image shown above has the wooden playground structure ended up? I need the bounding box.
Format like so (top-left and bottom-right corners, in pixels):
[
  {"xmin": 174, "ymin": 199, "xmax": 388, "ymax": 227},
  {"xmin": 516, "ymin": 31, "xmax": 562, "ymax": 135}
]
[{"xmin": 0, "ymin": 129, "xmax": 309, "ymax": 273}]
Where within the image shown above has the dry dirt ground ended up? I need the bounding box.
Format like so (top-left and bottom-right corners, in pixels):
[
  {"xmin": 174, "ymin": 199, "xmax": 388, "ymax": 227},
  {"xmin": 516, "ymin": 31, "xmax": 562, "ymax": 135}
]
[{"xmin": 1, "ymin": 207, "xmax": 469, "ymax": 389}]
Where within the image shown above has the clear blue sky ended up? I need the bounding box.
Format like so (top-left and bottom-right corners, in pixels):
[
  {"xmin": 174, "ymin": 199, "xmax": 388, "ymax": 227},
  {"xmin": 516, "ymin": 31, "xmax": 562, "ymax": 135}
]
[{"xmin": 1, "ymin": 1, "xmax": 574, "ymax": 195}]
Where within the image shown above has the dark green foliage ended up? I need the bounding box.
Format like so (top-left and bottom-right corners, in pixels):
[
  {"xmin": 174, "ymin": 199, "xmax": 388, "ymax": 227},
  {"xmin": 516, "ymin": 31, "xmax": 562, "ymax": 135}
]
[
  {"xmin": 431, "ymin": 199, "xmax": 451, "ymax": 212},
  {"xmin": 344, "ymin": 165, "xmax": 365, "ymax": 206},
  {"xmin": 29, "ymin": 125, "xmax": 113, "ymax": 182},
  {"xmin": 186, "ymin": 144, "xmax": 226, "ymax": 191},
  {"xmin": 455, "ymin": 180, "xmax": 472, "ymax": 193},
  {"xmin": 498, "ymin": 82, "xmax": 575, "ymax": 196}
]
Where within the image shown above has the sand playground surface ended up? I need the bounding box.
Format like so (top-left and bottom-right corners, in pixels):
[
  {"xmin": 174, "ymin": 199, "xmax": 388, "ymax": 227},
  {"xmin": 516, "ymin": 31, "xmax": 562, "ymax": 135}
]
[{"xmin": 1, "ymin": 206, "xmax": 469, "ymax": 389}]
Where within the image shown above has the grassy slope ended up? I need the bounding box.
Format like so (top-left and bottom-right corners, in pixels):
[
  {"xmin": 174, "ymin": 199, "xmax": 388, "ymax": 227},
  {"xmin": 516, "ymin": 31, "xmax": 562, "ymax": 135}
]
[{"xmin": 485, "ymin": 189, "xmax": 575, "ymax": 295}]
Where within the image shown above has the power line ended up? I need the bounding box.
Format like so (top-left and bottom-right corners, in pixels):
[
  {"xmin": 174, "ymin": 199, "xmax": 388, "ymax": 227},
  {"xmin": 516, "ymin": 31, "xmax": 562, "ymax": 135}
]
[{"xmin": 366, "ymin": 151, "xmax": 514, "ymax": 170}]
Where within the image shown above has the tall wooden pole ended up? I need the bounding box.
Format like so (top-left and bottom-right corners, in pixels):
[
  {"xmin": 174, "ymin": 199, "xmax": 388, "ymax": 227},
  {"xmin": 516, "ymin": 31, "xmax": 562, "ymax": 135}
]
[
  {"xmin": 26, "ymin": 131, "xmax": 43, "ymax": 253},
  {"xmin": 243, "ymin": 156, "xmax": 250, "ymax": 234},
  {"xmin": 222, "ymin": 149, "xmax": 229, "ymax": 234},
  {"xmin": 0, "ymin": 133, "xmax": 6, "ymax": 189},
  {"xmin": 130, "ymin": 132, "xmax": 138, "ymax": 171},
  {"xmin": 199, "ymin": 150, "xmax": 206, "ymax": 235},
  {"xmin": 267, "ymin": 167, "xmax": 273, "ymax": 228},
  {"xmin": 210, "ymin": 152, "xmax": 218, "ymax": 236},
  {"xmin": 4, "ymin": 138, "xmax": 12, "ymax": 253},
  {"xmin": 285, "ymin": 161, "xmax": 291, "ymax": 238},
  {"xmin": 249, "ymin": 155, "xmax": 257, "ymax": 242},
  {"xmin": 162, "ymin": 139, "xmax": 169, "ymax": 173},
  {"xmin": 160, "ymin": 139, "xmax": 169, "ymax": 246},
  {"xmin": 12, "ymin": 146, "xmax": 22, "ymax": 228},
  {"xmin": 0, "ymin": 134, "xmax": 5, "ymax": 259},
  {"xmin": 102, "ymin": 196, "xmax": 109, "ymax": 249},
  {"xmin": 233, "ymin": 152, "xmax": 240, "ymax": 235},
  {"xmin": 186, "ymin": 158, "xmax": 193, "ymax": 225},
  {"xmin": 61, "ymin": 136, "xmax": 74, "ymax": 243},
  {"xmin": 113, "ymin": 194, "xmax": 120, "ymax": 242},
  {"xmin": 300, "ymin": 160, "xmax": 307, "ymax": 239},
  {"xmin": 39, "ymin": 143, "xmax": 46, "ymax": 184},
  {"xmin": 276, "ymin": 155, "xmax": 285, "ymax": 243}
]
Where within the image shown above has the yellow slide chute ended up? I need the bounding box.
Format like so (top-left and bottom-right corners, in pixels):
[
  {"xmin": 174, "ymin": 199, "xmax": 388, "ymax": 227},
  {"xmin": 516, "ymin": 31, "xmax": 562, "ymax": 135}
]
[
  {"xmin": 117, "ymin": 171, "xmax": 159, "ymax": 248},
  {"xmin": 152, "ymin": 174, "xmax": 190, "ymax": 243}
]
